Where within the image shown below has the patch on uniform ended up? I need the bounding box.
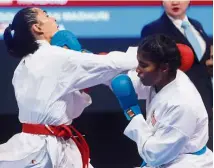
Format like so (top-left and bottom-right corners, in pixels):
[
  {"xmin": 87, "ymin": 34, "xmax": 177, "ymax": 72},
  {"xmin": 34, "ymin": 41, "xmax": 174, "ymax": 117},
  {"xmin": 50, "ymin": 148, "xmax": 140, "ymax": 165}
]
[
  {"xmin": 151, "ymin": 112, "xmax": 156, "ymax": 126},
  {"xmin": 32, "ymin": 160, "xmax": 36, "ymax": 164},
  {"xmin": 127, "ymin": 109, "xmax": 135, "ymax": 118}
]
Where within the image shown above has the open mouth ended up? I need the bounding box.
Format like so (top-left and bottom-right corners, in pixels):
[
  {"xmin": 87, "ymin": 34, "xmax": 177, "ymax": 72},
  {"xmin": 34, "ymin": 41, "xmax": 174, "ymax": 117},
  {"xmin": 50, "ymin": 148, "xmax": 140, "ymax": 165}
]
[{"xmin": 172, "ymin": 7, "xmax": 180, "ymax": 12}]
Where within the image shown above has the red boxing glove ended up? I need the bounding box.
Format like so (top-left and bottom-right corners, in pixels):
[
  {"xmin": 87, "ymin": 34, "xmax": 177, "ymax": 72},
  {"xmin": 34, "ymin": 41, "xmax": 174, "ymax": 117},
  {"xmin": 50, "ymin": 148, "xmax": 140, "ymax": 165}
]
[
  {"xmin": 177, "ymin": 43, "xmax": 194, "ymax": 72},
  {"xmin": 82, "ymin": 88, "xmax": 89, "ymax": 93}
]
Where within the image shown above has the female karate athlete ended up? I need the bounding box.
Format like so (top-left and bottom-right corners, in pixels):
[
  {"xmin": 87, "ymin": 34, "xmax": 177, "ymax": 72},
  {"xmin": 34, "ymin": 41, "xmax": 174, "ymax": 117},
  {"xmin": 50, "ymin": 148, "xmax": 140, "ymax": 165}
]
[{"xmin": 111, "ymin": 34, "xmax": 213, "ymax": 168}]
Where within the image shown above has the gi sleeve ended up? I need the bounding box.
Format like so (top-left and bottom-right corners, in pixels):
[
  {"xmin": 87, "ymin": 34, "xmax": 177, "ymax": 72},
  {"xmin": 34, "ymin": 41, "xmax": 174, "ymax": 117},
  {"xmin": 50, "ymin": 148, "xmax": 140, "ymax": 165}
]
[
  {"xmin": 123, "ymin": 104, "xmax": 197, "ymax": 167},
  {"xmin": 57, "ymin": 47, "xmax": 138, "ymax": 92}
]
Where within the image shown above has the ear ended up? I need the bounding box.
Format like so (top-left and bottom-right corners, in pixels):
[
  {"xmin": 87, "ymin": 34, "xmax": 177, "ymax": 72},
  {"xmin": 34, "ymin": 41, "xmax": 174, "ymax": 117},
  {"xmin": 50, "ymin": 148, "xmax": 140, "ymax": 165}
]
[
  {"xmin": 160, "ymin": 63, "xmax": 169, "ymax": 73},
  {"xmin": 162, "ymin": 0, "xmax": 166, "ymax": 6},
  {"xmin": 187, "ymin": 0, "xmax": 191, "ymax": 5},
  {"xmin": 31, "ymin": 23, "xmax": 43, "ymax": 35},
  {"xmin": 186, "ymin": 0, "xmax": 191, "ymax": 7}
]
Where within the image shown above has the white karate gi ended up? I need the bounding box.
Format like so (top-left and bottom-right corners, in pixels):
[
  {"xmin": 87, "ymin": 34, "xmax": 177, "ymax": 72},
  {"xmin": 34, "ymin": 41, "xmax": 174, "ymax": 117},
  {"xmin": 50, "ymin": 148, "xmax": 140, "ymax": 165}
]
[
  {"xmin": 0, "ymin": 40, "xmax": 138, "ymax": 168},
  {"xmin": 125, "ymin": 68, "xmax": 213, "ymax": 168}
]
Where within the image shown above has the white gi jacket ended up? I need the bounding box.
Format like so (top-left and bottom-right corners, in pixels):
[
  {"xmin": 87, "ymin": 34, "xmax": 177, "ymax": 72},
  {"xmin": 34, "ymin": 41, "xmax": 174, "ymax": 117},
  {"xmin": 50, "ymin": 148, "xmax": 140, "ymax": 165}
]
[
  {"xmin": 0, "ymin": 40, "xmax": 138, "ymax": 168},
  {"xmin": 125, "ymin": 68, "xmax": 213, "ymax": 168}
]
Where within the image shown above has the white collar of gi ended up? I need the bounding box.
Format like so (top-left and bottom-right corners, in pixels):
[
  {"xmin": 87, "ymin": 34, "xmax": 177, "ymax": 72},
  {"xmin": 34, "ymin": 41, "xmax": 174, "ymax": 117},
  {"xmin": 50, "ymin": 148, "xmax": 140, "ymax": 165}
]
[
  {"xmin": 36, "ymin": 40, "xmax": 50, "ymax": 46},
  {"xmin": 167, "ymin": 14, "xmax": 189, "ymax": 29}
]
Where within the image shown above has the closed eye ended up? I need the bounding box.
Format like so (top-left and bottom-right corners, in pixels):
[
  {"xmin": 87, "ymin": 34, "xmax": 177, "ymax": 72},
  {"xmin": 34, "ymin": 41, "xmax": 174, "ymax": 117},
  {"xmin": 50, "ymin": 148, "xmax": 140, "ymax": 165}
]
[
  {"xmin": 139, "ymin": 61, "xmax": 148, "ymax": 68},
  {"xmin": 43, "ymin": 10, "xmax": 49, "ymax": 17}
]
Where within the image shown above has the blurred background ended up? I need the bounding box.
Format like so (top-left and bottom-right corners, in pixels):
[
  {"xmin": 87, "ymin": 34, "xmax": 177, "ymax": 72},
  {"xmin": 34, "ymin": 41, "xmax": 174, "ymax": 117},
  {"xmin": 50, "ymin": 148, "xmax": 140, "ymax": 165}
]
[{"xmin": 0, "ymin": 1, "xmax": 213, "ymax": 167}]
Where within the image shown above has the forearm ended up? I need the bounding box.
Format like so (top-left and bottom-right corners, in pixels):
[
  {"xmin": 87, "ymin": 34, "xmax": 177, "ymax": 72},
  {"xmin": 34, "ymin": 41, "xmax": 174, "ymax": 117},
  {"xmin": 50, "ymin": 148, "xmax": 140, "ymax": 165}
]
[
  {"xmin": 64, "ymin": 50, "xmax": 138, "ymax": 91},
  {"xmin": 124, "ymin": 115, "xmax": 188, "ymax": 167}
]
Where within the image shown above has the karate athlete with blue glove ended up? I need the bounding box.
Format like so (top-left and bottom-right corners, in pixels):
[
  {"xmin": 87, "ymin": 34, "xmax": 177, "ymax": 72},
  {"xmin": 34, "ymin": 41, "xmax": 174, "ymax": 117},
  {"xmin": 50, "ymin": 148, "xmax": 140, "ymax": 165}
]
[{"xmin": 111, "ymin": 34, "xmax": 213, "ymax": 168}]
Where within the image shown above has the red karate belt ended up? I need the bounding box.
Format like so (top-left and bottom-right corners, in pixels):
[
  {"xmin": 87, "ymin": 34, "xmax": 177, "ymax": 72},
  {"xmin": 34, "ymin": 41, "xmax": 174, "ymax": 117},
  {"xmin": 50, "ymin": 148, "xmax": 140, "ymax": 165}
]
[{"xmin": 22, "ymin": 123, "xmax": 90, "ymax": 168}]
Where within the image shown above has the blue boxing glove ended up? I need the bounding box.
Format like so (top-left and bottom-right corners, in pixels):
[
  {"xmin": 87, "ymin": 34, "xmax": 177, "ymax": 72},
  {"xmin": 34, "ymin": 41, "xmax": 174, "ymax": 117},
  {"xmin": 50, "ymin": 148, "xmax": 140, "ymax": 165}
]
[
  {"xmin": 111, "ymin": 74, "xmax": 142, "ymax": 120},
  {"xmin": 51, "ymin": 30, "xmax": 82, "ymax": 51}
]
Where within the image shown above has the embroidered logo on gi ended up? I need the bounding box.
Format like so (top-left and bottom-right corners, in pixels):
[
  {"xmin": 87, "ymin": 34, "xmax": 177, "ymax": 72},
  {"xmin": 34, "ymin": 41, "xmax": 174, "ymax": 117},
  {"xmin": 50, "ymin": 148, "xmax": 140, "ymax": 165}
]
[
  {"xmin": 151, "ymin": 112, "xmax": 156, "ymax": 126},
  {"xmin": 32, "ymin": 160, "xmax": 36, "ymax": 164}
]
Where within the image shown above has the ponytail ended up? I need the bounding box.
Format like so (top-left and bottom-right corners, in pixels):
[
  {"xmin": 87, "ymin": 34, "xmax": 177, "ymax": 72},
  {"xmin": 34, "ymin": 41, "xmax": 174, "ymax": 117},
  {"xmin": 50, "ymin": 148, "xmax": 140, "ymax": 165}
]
[
  {"xmin": 3, "ymin": 7, "xmax": 39, "ymax": 59},
  {"xmin": 3, "ymin": 24, "xmax": 15, "ymax": 56}
]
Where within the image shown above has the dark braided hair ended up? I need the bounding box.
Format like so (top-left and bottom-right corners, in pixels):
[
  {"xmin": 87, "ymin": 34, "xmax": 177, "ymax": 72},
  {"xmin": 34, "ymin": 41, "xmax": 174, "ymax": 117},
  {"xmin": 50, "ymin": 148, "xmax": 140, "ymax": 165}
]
[{"xmin": 138, "ymin": 34, "xmax": 181, "ymax": 74}]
